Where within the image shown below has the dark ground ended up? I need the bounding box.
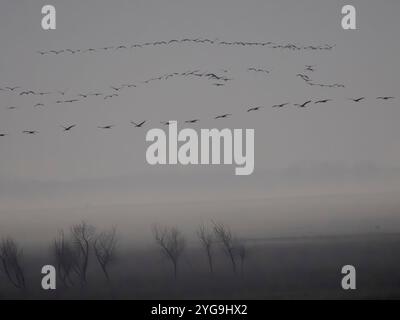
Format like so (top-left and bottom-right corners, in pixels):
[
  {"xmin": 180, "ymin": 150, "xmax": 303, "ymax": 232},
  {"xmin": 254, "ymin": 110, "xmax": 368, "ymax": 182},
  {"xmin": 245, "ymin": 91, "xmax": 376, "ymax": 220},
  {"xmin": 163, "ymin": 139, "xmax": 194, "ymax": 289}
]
[{"xmin": 1, "ymin": 232, "xmax": 400, "ymax": 300}]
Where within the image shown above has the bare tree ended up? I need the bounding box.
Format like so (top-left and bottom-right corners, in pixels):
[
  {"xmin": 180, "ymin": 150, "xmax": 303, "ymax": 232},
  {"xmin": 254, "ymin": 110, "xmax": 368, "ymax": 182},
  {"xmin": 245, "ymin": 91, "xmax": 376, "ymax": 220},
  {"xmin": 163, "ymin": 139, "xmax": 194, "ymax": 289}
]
[
  {"xmin": 93, "ymin": 227, "xmax": 118, "ymax": 282},
  {"xmin": 235, "ymin": 242, "xmax": 247, "ymax": 276},
  {"xmin": 153, "ymin": 225, "xmax": 185, "ymax": 279},
  {"xmin": 71, "ymin": 221, "xmax": 95, "ymax": 285},
  {"xmin": 212, "ymin": 222, "xmax": 237, "ymax": 273},
  {"xmin": 0, "ymin": 238, "xmax": 26, "ymax": 290},
  {"xmin": 197, "ymin": 224, "xmax": 214, "ymax": 274},
  {"xmin": 53, "ymin": 231, "xmax": 79, "ymax": 287}
]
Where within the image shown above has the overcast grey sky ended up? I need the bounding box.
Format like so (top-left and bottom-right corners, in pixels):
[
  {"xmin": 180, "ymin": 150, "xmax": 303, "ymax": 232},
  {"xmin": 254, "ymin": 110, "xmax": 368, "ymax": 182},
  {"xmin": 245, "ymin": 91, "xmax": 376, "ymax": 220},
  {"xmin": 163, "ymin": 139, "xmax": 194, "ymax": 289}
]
[{"xmin": 0, "ymin": 0, "xmax": 399, "ymax": 241}]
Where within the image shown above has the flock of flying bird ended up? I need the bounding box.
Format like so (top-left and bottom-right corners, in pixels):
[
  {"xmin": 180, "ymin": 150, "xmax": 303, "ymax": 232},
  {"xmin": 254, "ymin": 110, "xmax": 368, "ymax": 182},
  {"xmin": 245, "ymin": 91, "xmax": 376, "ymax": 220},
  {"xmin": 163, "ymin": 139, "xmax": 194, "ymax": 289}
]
[
  {"xmin": 0, "ymin": 94, "xmax": 395, "ymax": 137},
  {"xmin": 0, "ymin": 39, "xmax": 395, "ymax": 138},
  {"xmin": 36, "ymin": 38, "xmax": 336, "ymax": 57}
]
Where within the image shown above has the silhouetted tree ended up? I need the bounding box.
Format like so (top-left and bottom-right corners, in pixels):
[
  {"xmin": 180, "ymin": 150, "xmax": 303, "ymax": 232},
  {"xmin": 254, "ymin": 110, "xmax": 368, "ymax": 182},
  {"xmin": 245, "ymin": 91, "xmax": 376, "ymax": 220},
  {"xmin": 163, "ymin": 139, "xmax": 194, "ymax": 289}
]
[
  {"xmin": 153, "ymin": 225, "xmax": 185, "ymax": 279},
  {"xmin": 93, "ymin": 227, "xmax": 118, "ymax": 282},
  {"xmin": 0, "ymin": 238, "xmax": 26, "ymax": 290},
  {"xmin": 71, "ymin": 221, "xmax": 95, "ymax": 285},
  {"xmin": 197, "ymin": 224, "xmax": 215, "ymax": 274},
  {"xmin": 53, "ymin": 231, "xmax": 79, "ymax": 287},
  {"xmin": 235, "ymin": 242, "xmax": 247, "ymax": 276},
  {"xmin": 213, "ymin": 222, "xmax": 237, "ymax": 273}
]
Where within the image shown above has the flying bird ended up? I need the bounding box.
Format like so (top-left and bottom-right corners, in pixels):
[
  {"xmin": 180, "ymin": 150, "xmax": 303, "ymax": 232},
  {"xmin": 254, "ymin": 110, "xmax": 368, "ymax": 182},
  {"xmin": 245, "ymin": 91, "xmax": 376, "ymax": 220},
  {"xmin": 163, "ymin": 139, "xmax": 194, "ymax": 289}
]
[
  {"xmin": 98, "ymin": 125, "xmax": 114, "ymax": 129},
  {"xmin": 130, "ymin": 121, "xmax": 146, "ymax": 128},
  {"xmin": 64, "ymin": 99, "xmax": 79, "ymax": 103},
  {"xmin": 0, "ymin": 133, "xmax": 7, "ymax": 137},
  {"xmin": 185, "ymin": 119, "xmax": 200, "ymax": 123},
  {"xmin": 20, "ymin": 91, "xmax": 36, "ymax": 96},
  {"xmin": 305, "ymin": 65, "xmax": 315, "ymax": 72},
  {"xmin": 272, "ymin": 103, "xmax": 289, "ymax": 108},
  {"xmin": 23, "ymin": 130, "xmax": 38, "ymax": 135},
  {"xmin": 62, "ymin": 125, "xmax": 76, "ymax": 132},
  {"xmin": 349, "ymin": 97, "xmax": 365, "ymax": 102},
  {"xmin": 104, "ymin": 94, "xmax": 118, "ymax": 99},
  {"xmin": 6, "ymin": 86, "xmax": 20, "ymax": 91},
  {"xmin": 214, "ymin": 113, "xmax": 232, "ymax": 119},
  {"xmin": 294, "ymin": 100, "xmax": 312, "ymax": 108},
  {"xmin": 377, "ymin": 96, "xmax": 395, "ymax": 100},
  {"xmin": 247, "ymin": 106, "xmax": 263, "ymax": 112},
  {"xmin": 314, "ymin": 99, "xmax": 331, "ymax": 104},
  {"xmin": 34, "ymin": 103, "xmax": 44, "ymax": 108}
]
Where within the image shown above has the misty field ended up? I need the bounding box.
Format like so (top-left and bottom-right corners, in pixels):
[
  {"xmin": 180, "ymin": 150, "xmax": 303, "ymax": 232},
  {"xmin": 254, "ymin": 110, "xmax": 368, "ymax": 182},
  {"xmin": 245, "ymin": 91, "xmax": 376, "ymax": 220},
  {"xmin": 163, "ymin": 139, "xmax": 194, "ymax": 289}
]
[{"xmin": 1, "ymin": 230, "xmax": 400, "ymax": 300}]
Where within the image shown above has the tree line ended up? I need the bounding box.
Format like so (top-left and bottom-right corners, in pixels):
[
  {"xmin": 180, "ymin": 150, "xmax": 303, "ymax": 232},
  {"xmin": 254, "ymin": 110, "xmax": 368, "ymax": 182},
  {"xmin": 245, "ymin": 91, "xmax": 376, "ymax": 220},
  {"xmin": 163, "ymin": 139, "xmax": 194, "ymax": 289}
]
[{"xmin": 0, "ymin": 221, "xmax": 247, "ymax": 294}]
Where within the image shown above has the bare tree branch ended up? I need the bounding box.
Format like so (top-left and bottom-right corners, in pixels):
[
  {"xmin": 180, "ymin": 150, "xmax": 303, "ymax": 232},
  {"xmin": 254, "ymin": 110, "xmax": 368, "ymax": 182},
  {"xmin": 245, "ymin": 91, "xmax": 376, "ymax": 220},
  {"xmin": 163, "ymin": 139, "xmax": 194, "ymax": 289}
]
[
  {"xmin": 197, "ymin": 224, "xmax": 214, "ymax": 274},
  {"xmin": 235, "ymin": 241, "xmax": 247, "ymax": 276},
  {"xmin": 212, "ymin": 221, "xmax": 237, "ymax": 273},
  {"xmin": 153, "ymin": 225, "xmax": 185, "ymax": 279},
  {"xmin": 53, "ymin": 230, "xmax": 79, "ymax": 287},
  {"xmin": 0, "ymin": 237, "xmax": 26, "ymax": 290},
  {"xmin": 93, "ymin": 227, "xmax": 118, "ymax": 282},
  {"xmin": 71, "ymin": 221, "xmax": 95, "ymax": 285}
]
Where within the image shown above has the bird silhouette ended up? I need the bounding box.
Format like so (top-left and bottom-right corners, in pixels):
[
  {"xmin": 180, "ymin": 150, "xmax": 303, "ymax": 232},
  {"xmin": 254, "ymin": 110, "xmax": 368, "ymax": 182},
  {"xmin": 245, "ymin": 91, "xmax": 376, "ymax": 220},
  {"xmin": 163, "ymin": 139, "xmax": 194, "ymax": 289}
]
[
  {"xmin": 161, "ymin": 121, "xmax": 172, "ymax": 126},
  {"xmin": 62, "ymin": 125, "xmax": 76, "ymax": 132},
  {"xmin": 110, "ymin": 86, "xmax": 123, "ymax": 91},
  {"xmin": 123, "ymin": 84, "xmax": 136, "ymax": 88},
  {"xmin": 7, "ymin": 106, "xmax": 17, "ymax": 110},
  {"xmin": 247, "ymin": 106, "xmax": 262, "ymax": 112},
  {"xmin": 294, "ymin": 100, "xmax": 312, "ymax": 108},
  {"xmin": 130, "ymin": 121, "xmax": 146, "ymax": 128},
  {"xmin": 314, "ymin": 99, "xmax": 331, "ymax": 104},
  {"xmin": 377, "ymin": 96, "xmax": 394, "ymax": 100},
  {"xmin": 19, "ymin": 90, "xmax": 36, "ymax": 96},
  {"xmin": 305, "ymin": 65, "xmax": 315, "ymax": 72},
  {"xmin": 65, "ymin": 99, "xmax": 79, "ymax": 103},
  {"xmin": 23, "ymin": 130, "xmax": 38, "ymax": 135},
  {"xmin": 6, "ymin": 86, "xmax": 20, "ymax": 91},
  {"xmin": 0, "ymin": 133, "xmax": 7, "ymax": 137},
  {"xmin": 34, "ymin": 103, "xmax": 44, "ymax": 108},
  {"xmin": 272, "ymin": 103, "xmax": 289, "ymax": 108},
  {"xmin": 215, "ymin": 113, "xmax": 232, "ymax": 119},
  {"xmin": 185, "ymin": 119, "xmax": 200, "ymax": 123},
  {"xmin": 98, "ymin": 125, "xmax": 114, "ymax": 129},
  {"xmin": 50, "ymin": 50, "xmax": 64, "ymax": 55},
  {"xmin": 104, "ymin": 94, "xmax": 118, "ymax": 99},
  {"xmin": 349, "ymin": 97, "xmax": 365, "ymax": 102}
]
